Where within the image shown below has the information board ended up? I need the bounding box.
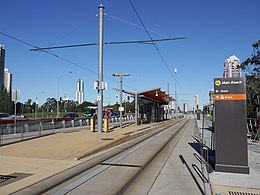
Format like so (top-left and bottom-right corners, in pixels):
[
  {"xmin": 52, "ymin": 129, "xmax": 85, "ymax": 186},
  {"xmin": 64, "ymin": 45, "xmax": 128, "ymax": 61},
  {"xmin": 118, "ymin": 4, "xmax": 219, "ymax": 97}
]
[{"xmin": 214, "ymin": 77, "xmax": 249, "ymax": 174}]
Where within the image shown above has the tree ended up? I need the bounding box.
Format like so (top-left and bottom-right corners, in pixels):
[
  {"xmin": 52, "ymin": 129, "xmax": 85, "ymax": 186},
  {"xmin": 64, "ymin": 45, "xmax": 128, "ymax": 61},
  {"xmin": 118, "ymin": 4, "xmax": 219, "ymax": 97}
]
[
  {"xmin": 0, "ymin": 88, "xmax": 13, "ymax": 114},
  {"xmin": 60, "ymin": 99, "xmax": 77, "ymax": 113},
  {"xmin": 240, "ymin": 40, "xmax": 260, "ymax": 117},
  {"xmin": 23, "ymin": 99, "xmax": 34, "ymax": 113},
  {"xmin": 77, "ymin": 101, "xmax": 95, "ymax": 112},
  {"xmin": 41, "ymin": 98, "xmax": 57, "ymax": 117}
]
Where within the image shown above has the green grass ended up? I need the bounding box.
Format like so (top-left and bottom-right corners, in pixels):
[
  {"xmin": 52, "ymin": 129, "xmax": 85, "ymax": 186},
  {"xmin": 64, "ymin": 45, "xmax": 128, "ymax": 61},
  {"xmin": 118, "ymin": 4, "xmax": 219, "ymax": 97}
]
[{"xmin": 24, "ymin": 112, "xmax": 85, "ymax": 119}]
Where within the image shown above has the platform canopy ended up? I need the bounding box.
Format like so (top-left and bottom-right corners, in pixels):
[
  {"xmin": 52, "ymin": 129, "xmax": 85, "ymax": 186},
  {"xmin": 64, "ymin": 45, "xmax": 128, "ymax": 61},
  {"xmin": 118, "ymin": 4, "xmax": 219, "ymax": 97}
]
[{"xmin": 138, "ymin": 88, "xmax": 172, "ymax": 105}]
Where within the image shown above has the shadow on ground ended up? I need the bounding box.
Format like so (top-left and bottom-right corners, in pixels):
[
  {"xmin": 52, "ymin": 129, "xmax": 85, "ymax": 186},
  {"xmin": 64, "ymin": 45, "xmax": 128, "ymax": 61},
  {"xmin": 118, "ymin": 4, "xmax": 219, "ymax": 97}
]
[{"xmin": 188, "ymin": 142, "xmax": 215, "ymax": 172}]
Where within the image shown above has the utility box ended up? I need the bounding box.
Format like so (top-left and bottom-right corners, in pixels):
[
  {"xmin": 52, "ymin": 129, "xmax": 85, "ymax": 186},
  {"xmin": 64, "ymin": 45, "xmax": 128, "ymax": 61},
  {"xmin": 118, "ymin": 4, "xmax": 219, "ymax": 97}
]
[
  {"xmin": 103, "ymin": 118, "xmax": 109, "ymax": 132},
  {"xmin": 90, "ymin": 117, "xmax": 96, "ymax": 132}
]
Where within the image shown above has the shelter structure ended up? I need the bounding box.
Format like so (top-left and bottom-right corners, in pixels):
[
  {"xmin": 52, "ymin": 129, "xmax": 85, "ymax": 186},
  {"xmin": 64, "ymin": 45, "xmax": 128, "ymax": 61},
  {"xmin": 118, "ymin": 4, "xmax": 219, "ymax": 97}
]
[
  {"xmin": 114, "ymin": 88, "xmax": 173, "ymax": 125},
  {"xmin": 138, "ymin": 88, "xmax": 172, "ymax": 123}
]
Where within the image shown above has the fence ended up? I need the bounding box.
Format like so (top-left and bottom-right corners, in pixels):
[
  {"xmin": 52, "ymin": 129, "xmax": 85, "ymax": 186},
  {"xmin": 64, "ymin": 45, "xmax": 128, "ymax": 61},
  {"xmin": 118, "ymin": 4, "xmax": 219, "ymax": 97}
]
[
  {"xmin": 247, "ymin": 118, "xmax": 259, "ymax": 139},
  {"xmin": 0, "ymin": 116, "xmax": 135, "ymax": 146}
]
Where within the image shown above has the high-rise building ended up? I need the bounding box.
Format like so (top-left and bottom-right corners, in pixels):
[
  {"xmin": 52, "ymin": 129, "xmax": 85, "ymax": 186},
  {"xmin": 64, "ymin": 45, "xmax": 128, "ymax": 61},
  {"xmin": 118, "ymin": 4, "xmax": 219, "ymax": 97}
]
[
  {"xmin": 0, "ymin": 45, "xmax": 5, "ymax": 90},
  {"xmin": 208, "ymin": 89, "xmax": 214, "ymax": 105},
  {"xmin": 183, "ymin": 102, "xmax": 189, "ymax": 114},
  {"xmin": 223, "ymin": 55, "xmax": 242, "ymax": 78},
  {"xmin": 76, "ymin": 79, "xmax": 84, "ymax": 104},
  {"xmin": 4, "ymin": 68, "xmax": 12, "ymax": 92},
  {"xmin": 193, "ymin": 95, "xmax": 199, "ymax": 113}
]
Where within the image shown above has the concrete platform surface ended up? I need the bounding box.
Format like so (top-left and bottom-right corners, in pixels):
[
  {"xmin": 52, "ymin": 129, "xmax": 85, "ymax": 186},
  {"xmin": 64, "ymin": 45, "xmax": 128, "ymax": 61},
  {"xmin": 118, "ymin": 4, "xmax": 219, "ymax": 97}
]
[
  {"xmin": 0, "ymin": 122, "xmax": 158, "ymax": 194},
  {"xmin": 1, "ymin": 116, "xmax": 259, "ymax": 195},
  {"xmin": 197, "ymin": 117, "xmax": 260, "ymax": 195}
]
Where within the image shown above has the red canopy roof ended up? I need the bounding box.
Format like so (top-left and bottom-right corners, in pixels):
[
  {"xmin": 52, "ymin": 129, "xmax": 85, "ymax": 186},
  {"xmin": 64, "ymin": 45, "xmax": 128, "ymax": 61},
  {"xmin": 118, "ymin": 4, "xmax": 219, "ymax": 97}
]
[{"xmin": 138, "ymin": 88, "xmax": 172, "ymax": 104}]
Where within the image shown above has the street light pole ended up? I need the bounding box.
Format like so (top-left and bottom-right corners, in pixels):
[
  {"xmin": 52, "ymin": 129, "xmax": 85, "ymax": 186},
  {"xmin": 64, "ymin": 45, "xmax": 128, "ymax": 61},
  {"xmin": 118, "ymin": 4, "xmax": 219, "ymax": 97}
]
[
  {"xmin": 112, "ymin": 73, "xmax": 130, "ymax": 128},
  {"xmin": 35, "ymin": 91, "xmax": 44, "ymax": 118},
  {"xmin": 57, "ymin": 71, "xmax": 72, "ymax": 118},
  {"xmin": 174, "ymin": 68, "xmax": 177, "ymax": 119}
]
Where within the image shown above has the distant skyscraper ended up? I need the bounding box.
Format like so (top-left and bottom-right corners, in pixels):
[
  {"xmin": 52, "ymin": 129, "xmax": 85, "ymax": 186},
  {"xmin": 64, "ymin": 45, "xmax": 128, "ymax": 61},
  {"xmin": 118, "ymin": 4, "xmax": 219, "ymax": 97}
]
[
  {"xmin": 193, "ymin": 95, "xmax": 199, "ymax": 113},
  {"xmin": 4, "ymin": 68, "xmax": 12, "ymax": 92},
  {"xmin": 223, "ymin": 55, "xmax": 242, "ymax": 78},
  {"xmin": 0, "ymin": 45, "xmax": 5, "ymax": 90},
  {"xmin": 76, "ymin": 79, "xmax": 84, "ymax": 104},
  {"xmin": 208, "ymin": 89, "xmax": 214, "ymax": 105},
  {"xmin": 183, "ymin": 102, "xmax": 189, "ymax": 113}
]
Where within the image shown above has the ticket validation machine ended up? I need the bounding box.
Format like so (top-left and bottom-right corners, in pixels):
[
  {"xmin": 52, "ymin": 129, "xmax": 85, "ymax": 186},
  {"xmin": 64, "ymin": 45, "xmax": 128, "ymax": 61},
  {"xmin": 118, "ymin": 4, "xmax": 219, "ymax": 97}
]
[{"xmin": 214, "ymin": 77, "xmax": 249, "ymax": 174}]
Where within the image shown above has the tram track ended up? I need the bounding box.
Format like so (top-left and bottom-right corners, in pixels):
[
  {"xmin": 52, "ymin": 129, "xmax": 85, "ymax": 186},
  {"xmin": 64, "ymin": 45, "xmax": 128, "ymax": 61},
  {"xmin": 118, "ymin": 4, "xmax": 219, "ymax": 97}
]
[
  {"xmin": 116, "ymin": 117, "xmax": 190, "ymax": 195},
  {"xmin": 12, "ymin": 117, "xmax": 189, "ymax": 195}
]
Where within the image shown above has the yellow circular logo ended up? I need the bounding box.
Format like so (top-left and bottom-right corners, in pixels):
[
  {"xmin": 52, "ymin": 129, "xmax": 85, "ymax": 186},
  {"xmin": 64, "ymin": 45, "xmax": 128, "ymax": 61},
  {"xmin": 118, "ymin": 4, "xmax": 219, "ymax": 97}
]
[{"xmin": 215, "ymin": 80, "xmax": 221, "ymax": 86}]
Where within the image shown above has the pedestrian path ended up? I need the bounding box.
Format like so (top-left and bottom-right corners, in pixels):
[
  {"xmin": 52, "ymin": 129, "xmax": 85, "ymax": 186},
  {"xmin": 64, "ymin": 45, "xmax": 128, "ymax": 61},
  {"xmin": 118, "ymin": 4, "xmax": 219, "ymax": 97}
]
[
  {"xmin": 197, "ymin": 116, "xmax": 260, "ymax": 195},
  {"xmin": 2, "ymin": 115, "xmax": 259, "ymax": 195},
  {"xmin": 146, "ymin": 117, "xmax": 206, "ymax": 195}
]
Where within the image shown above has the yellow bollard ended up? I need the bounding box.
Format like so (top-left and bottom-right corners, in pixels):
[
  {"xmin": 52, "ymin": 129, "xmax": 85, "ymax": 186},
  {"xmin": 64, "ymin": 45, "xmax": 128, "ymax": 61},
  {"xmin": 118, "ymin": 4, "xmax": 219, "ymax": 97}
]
[
  {"xmin": 90, "ymin": 117, "xmax": 96, "ymax": 132},
  {"xmin": 103, "ymin": 118, "xmax": 109, "ymax": 132}
]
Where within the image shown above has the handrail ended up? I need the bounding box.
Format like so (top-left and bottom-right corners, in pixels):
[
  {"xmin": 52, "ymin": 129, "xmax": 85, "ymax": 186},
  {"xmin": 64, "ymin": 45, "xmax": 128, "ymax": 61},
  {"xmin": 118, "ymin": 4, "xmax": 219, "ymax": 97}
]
[{"xmin": 0, "ymin": 116, "xmax": 135, "ymax": 146}]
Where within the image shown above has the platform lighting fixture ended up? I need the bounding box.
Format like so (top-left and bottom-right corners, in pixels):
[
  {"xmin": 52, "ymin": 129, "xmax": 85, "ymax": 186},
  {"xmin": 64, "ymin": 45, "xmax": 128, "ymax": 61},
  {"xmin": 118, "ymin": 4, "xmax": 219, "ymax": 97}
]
[
  {"xmin": 112, "ymin": 73, "xmax": 130, "ymax": 128},
  {"xmin": 155, "ymin": 90, "xmax": 159, "ymax": 97}
]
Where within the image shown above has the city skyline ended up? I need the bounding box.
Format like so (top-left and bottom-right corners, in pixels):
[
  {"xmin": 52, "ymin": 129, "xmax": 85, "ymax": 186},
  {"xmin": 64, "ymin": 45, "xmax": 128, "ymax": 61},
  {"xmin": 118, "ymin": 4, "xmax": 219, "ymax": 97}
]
[
  {"xmin": 0, "ymin": 0, "xmax": 259, "ymax": 108},
  {"xmin": 76, "ymin": 79, "xmax": 85, "ymax": 104}
]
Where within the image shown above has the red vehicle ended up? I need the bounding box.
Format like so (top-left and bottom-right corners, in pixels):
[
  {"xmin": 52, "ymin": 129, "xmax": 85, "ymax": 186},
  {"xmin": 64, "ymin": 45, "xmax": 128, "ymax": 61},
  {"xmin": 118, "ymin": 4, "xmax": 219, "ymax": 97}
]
[{"xmin": 103, "ymin": 107, "xmax": 113, "ymax": 117}]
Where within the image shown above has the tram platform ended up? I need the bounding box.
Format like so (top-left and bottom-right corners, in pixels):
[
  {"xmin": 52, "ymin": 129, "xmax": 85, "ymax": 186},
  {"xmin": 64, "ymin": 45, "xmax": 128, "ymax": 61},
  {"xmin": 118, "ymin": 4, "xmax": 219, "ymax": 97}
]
[
  {"xmin": 197, "ymin": 116, "xmax": 260, "ymax": 195},
  {"xmin": 0, "ymin": 115, "xmax": 259, "ymax": 195},
  {"xmin": 0, "ymin": 121, "xmax": 166, "ymax": 194}
]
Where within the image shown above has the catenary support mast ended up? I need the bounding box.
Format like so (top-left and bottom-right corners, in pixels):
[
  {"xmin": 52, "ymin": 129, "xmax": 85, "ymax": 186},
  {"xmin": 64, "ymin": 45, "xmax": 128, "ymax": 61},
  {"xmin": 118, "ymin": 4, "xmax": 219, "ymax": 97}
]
[{"xmin": 97, "ymin": 4, "xmax": 104, "ymax": 133}]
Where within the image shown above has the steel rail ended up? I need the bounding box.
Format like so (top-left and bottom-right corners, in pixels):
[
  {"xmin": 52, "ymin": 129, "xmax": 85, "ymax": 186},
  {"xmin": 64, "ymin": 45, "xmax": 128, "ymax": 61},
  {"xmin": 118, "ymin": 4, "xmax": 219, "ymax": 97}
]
[
  {"xmin": 116, "ymin": 117, "xmax": 190, "ymax": 194},
  {"xmin": 52, "ymin": 118, "xmax": 190, "ymax": 195}
]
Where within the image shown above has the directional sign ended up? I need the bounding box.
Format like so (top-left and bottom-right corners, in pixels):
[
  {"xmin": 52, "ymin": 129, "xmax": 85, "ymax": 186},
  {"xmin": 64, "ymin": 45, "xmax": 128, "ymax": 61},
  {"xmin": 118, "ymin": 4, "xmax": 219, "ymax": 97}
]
[
  {"xmin": 214, "ymin": 77, "xmax": 249, "ymax": 174},
  {"xmin": 214, "ymin": 94, "xmax": 246, "ymax": 101}
]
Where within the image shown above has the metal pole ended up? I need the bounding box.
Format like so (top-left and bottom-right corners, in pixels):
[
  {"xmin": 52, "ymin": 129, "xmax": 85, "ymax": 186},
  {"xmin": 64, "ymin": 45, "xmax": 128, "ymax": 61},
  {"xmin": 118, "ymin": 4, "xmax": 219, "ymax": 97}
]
[
  {"xmin": 57, "ymin": 79, "xmax": 60, "ymax": 118},
  {"xmin": 112, "ymin": 73, "xmax": 130, "ymax": 128},
  {"xmin": 97, "ymin": 4, "xmax": 104, "ymax": 133},
  {"xmin": 202, "ymin": 109, "xmax": 205, "ymax": 144},
  {"xmin": 174, "ymin": 68, "xmax": 177, "ymax": 118},
  {"xmin": 167, "ymin": 83, "xmax": 169, "ymax": 119},
  {"xmin": 120, "ymin": 74, "xmax": 123, "ymax": 128},
  {"xmin": 124, "ymin": 96, "xmax": 127, "ymax": 115},
  {"xmin": 35, "ymin": 100, "xmax": 37, "ymax": 118},
  {"xmin": 14, "ymin": 100, "xmax": 17, "ymax": 134},
  {"xmin": 135, "ymin": 93, "xmax": 138, "ymax": 126}
]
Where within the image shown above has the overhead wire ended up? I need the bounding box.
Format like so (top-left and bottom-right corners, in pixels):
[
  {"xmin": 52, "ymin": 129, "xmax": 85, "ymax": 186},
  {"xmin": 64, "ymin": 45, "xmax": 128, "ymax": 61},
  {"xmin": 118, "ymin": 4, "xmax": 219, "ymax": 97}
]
[
  {"xmin": 0, "ymin": 31, "xmax": 99, "ymax": 76},
  {"xmin": 107, "ymin": 14, "xmax": 169, "ymax": 38},
  {"xmin": 30, "ymin": 37, "xmax": 185, "ymax": 51},
  {"xmin": 0, "ymin": 31, "xmax": 138, "ymax": 91},
  {"xmin": 1, "ymin": 2, "xmax": 187, "ymax": 94},
  {"xmin": 128, "ymin": 0, "xmax": 186, "ymax": 95},
  {"xmin": 0, "ymin": 31, "xmax": 39, "ymax": 49}
]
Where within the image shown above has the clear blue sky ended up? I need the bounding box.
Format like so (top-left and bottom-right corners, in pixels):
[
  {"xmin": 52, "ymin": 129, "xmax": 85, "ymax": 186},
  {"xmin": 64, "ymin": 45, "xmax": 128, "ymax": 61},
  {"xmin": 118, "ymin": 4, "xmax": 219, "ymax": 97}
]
[{"xmin": 1, "ymin": 0, "xmax": 259, "ymax": 109}]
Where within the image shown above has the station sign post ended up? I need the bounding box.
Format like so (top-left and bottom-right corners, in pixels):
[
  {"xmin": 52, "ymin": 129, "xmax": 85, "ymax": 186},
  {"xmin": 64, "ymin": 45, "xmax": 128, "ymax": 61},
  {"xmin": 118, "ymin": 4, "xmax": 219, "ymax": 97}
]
[{"xmin": 214, "ymin": 77, "xmax": 249, "ymax": 174}]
